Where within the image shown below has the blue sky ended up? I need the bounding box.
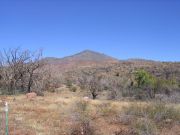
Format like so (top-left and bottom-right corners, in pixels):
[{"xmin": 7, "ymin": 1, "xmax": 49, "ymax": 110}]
[{"xmin": 0, "ymin": 0, "xmax": 180, "ymax": 61}]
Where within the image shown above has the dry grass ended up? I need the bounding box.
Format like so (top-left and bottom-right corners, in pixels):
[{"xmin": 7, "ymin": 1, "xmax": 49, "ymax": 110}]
[{"xmin": 0, "ymin": 90, "xmax": 179, "ymax": 135}]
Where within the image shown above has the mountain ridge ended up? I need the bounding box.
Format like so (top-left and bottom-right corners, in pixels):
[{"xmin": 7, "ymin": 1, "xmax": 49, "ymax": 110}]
[
  {"xmin": 43, "ymin": 50, "xmax": 118, "ymax": 61},
  {"xmin": 42, "ymin": 50, "xmax": 119, "ymax": 73}
]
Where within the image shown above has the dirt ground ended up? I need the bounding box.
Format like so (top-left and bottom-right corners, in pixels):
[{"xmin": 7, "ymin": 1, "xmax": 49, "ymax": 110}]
[{"xmin": 0, "ymin": 90, "xmax": 179, "ymax": 135}]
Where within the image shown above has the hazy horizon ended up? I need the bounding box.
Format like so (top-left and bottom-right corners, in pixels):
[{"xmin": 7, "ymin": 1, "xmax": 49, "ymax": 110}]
[{"xmin": 42, "ymin": 49, "xmax": 179, "ymax": 62}]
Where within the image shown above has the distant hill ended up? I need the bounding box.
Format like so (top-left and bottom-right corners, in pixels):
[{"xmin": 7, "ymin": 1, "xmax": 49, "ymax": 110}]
[
  {"xmin": 42, "ymin": 50, "xmax": 119, "ymax": 73},
  {"xmin": 63, "ymin": 50, "xmax": 118, "ymax": 61}
]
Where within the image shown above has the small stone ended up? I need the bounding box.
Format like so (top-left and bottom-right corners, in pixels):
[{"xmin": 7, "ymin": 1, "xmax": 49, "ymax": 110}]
[{"xmin": 165, "ymin": 119, "xmax": 172, "ymax": 123}]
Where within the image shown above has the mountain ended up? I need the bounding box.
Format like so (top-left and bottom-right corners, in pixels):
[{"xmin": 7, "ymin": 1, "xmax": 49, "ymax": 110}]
[
  {"xmin": 62, "ymin": 50, "xmax": 118, "ymax": 62},
  {"xmin": 42, "ymin": 50, "xmax": 119, "ymax": 73}
]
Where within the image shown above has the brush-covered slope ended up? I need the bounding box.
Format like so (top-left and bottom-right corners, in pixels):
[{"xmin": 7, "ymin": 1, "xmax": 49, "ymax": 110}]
[{"xmin": 42, "ymin": 50, "xmax": 119, "ymax": 73}]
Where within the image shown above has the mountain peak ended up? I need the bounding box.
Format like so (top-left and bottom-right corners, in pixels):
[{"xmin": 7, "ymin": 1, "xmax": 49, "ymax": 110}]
[
  {"xmin": 43, "ymin": 50, "xmax": 119, "ymax": 72},
  {"xmin": 81, "ymin": 49, "xmax": 94, "ymax": 53},
  {"xmin": 65, "ymin": 50, "xmax": 118, "ymax": 62},
  {"xmin": 77, "ymin": 50, "xmax": 102, "ymax": 55}
]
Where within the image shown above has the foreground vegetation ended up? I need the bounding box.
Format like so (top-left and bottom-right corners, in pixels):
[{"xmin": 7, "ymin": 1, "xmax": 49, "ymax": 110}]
[{"xmin": 1, "ymin": 89, "xmax": 179, "ymax": 135}]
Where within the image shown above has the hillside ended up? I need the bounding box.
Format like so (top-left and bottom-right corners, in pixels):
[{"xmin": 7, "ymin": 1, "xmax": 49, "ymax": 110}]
[
  {"xmin": 42, "ymin": 50, "xmax": 119, "ymax": 73},
  {"xmin": 41, "ymin": 50, "xmax": 180, "ymax": 82}
]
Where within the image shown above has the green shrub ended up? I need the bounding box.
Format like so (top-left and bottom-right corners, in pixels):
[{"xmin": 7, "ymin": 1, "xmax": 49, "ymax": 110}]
[
  {"xmin": 134, "ymin": 69, "xmax": 156, "ymax": 88},
  {"xmin": 134, "ymin": 69, "xmax": 157, "ymax": 99}
]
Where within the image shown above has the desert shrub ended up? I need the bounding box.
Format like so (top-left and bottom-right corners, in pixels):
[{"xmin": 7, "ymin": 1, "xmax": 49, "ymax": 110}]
[
  {"xmin": 123, "ymin": 102, "xmax": 180, "ymax": 123},
  {"xmin": 40, "ymin": 70, "xmax": 60, "ymax": 92},
  {"xmin": 122, "ymin": 88, "xmax": 134, "ymax": 98},
  {"xmin": 96, "ymin": 102, "xmax": 118, "ymax": 116},
  {"xmin": 134, "ymin": 70, "xmax": 156, "ymax": 88},
  {"xmin": 134, "ymin": 69, "xmax": 157, "ymax": 99},
  {"xmin": 70, "ymin": 120, "xmax": 95, "ymax": 135},
  {"xmin": 34, "ymin": 90, "xmax": 44, "ymax": 96},
  {"xmin": 70, "ymin": 86, "xmax": 77, "ymax": 92},
  {"xmin": 70, "ymin": 100, "xmax": 95, "ymax": 135},
  {"xmin": 108, "ymin": 90, "xmax": 117, "ymax": 100},
  {"xmin": 105, "ymin": 76, "xmax": 127, "ymax": 100},
  {"xmin": 123, "ymin": 103, "xmax": 145, "ymax": 117},
  {"xmin": 76, "ymin": 100, "xmax": 89, "ymax": 113},
  {"xmin": 148, "ymin": 103, "xmax": 180, "ymax": 122},
  {"xmin": 66, "ymin": 79, "xmax": 73, "ymax": 88},
  {"xmin": 111, "ymin": 115, "xmax": 158, "ymax": 135},
  {"xmin": 133, "ymin": 88, "xmax": 150, "ymax": 100},
  {"xmin": 115, "ymin": 72, "xmax": 120, "ymax": 77},
  {"xmin": 134, "ymin": 118, "xmax": 157, "ymax": 135},
  {"xmin": 71, "ymin": 100, "xmax": 91, "ymax": 124},
  {"xmin": 155, "ymin": 78, "xmax": 179, "ymax": 96},
  {"xmin": 78, "ymin": 74, "xmax": 103, "ymax": 99},
  {"xmin": 114, "ymin": 129, "xmax": 137, "ymax": 135},
  {"xmin": 166, "ymin": 92, "xmax": 180, "ymax": 103},
  {"xmin": 109, "ymin": 114, "xmax": 135, "ymax": 125},
  {"xmin": 47, "ymin": 88, "xmax": 55, "ymax": 93}
]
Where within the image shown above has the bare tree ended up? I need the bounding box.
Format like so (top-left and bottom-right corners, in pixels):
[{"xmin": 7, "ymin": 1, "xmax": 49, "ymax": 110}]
[
  {"xmin": 5, "ymin": 48, "xmax": 31, "ymax": 93},
  {"xmin": 25, "ymin": 50, "xmax": 43, "ymax": 93},
  {"xmin": 0, "ymin": 48, "xmax": 43, "ymax": 94},
  {"xmin": 77, "ymin": 70, "xmax": 102, "ymax": 99}
]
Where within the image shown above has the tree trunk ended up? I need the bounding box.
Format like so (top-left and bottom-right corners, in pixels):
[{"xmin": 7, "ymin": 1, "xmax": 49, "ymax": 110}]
[
  {"xmin": 27, "ymin": 73, "xmax": 33, "ymax": 93},
  {"xmin": 92, "ymin": 92, "xmax": 97, "ymax": 99}
]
